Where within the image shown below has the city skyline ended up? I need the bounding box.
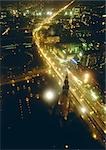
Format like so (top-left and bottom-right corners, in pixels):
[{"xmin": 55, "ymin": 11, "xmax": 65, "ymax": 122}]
[{"xmin": 1, "ymin": 0, "xmax": 105, "ymax": 149}]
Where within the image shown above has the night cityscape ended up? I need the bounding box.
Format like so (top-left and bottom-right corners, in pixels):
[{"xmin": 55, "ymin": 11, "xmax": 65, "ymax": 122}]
[{"xmin": 0, "ymin": 0, "xmax": 106, "ymax": 149}]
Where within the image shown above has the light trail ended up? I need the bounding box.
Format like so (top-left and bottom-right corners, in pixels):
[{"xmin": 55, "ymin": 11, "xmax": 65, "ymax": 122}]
[
  {"xmin": 32, "ymin": 1, "xmax": 105, "ymax": 145},
  {"xmin": 34, "ymin": 32, "xmax": 105, "ymax": 144},
  {"xmin": 49, "ymin": 1, "xmax": 75, "ymax": 21},
  {"xmin": 33, "ymin": 1, "xmax": 75, "ymax": 33},
  {"xmin": 2, "ymin": 27, "xmax": 10, "ymax": 35},
  {"xmin": 0, "ymin": 68, "xmax": 47, "ymax": 86},
  {"xmin": 0, "ymin": 2, "xmax": 105, "ymax": 146}
]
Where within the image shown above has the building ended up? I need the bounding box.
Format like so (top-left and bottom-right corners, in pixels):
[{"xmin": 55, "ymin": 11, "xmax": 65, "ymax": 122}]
[
  {"xmin": 45, "ymin": 36, "xmax": 60, "ymax": 44},
  {"xmin": 57, "ymin": 74, "xmax": 70, "ymax": 120},
  {"xmin": 80, "ymin": 49, "xmax": 105, "ymax": 68}
]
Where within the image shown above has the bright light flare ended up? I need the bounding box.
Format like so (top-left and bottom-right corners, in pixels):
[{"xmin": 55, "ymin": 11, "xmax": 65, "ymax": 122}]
[
  {"xmin": 12, "ymin": 83, "xmax": 15, "ymax": 87},
  {"xmin": 43, "ymin": 89, "xmax": 56, "ymax": 104},
  {"xmin": 92, "ymin": 133, "xmax": 97, "ymax": 139},
  {"xmin": 11, "ymin": 79, "xmax": 15, "ymax": 83},
  {"xmin": 70, "ymin": 11, "xmax": 73, "ymax": 15},
  {"xmin": 80, "ymin": 107, "xmax": 87, "ymax": 114},
  {"xmin": 27, "ymin": 80, "xmax": 30, "ymax": 83},
  {"xmin": 65, "ymin": 144, "xmax": 69, "ymax": 149},
  {"xmin": 83, "ymin": 72, "xmax": 90, "ymax": 83}
]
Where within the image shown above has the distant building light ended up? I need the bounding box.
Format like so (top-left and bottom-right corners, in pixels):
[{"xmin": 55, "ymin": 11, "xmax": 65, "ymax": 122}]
[
  {"xmin": 38, "ymin": 12, "xmax": 42, "ymax": 16},
  {"xmin": 25, "ymin": 45, "xmax": 32, "ymax": 48},
  {"xmin": 79, "ymin": 52, "xmax": 83, "ymax": 57},
  {"xmin": 103, "ymin": 105, "xmax": 106, "ymax": 112},
  {"xmin": 70, "ymin": 11, "xmax": 73, "ymax": 16},
  {"xmin": 25, "ymin": 30, "xmax": 28, "ymax": 33},
  {"xmin": 64, "ymin": 12, "xmax": 68, "ymax": 15},
  {"xmin": 102, "ymin": 22, "xmax": 105, "ymax": 25},
  {"xmin": 47, "ymin": 11, "xmax": 52, "ymax": 16},
  {"xmin": 82, "ymin": 43, "xmax": 87, "ymax": 47},
  {"xmin": 27, "ymin": 80, "xmax": 30, "ymax": 83},
  {"xmin": 23, "ymin": 13, "xmax": 26, "ymax": 16},
  {"xmin": 13, "ymin": 10, "xmax": 17, "ymax": 15},
  {"xmin": 26, "ymin": 10, "xmax": 29, "ymax": 14},
  {"xmin": 36, "ymin": 12, "xmax": 42, "ymax": 16},
  {"xmin": 65, "ymin": 144, "xmax": 69, "ymax": 149},
  {"xmin": 83, "ymin": 72, "xmax": 90, "ymax": 84},
  {"xmin": 102, "ymin": 15, "xmax": 106, "ymax": 18},
  {"xmin": 36, "ymin": 12, "xmax": 39, "ymax": 16},
  {"xmin": 92, "ymin": 133, "xmax": 97, "ymax": 139},
  {"xmin": 26, "ymin": 97, "xmax": 29, "ymax": 102},
  {"xmin": 16, "ymin": 26, "xmax": 19, "ymax": 29}
]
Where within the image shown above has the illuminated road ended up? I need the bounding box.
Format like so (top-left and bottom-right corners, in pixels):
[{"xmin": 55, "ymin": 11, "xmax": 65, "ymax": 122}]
[
  {"xmin": 32, "ymin": 1, "xmax": 106, "ymax": 145},
  {"xmin": 0, "ymin": 68, "xmax": 47, "ymax": 86},
  {"xmin": 2, "ymin": 1, "xmax": 74, "ymax": 87},
  {"xmin": 0, "ymin": 1, "xmax": 105, "ymax": 146},
  {"xmin": 33, "ymin": 0, "xmax": 75, "ymax": 33}
]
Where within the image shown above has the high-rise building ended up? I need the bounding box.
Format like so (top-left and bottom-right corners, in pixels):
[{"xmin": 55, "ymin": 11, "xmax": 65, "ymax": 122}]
[{"xmin": 57, "ymin": 74, "xmax": 70, "ymax": 120}]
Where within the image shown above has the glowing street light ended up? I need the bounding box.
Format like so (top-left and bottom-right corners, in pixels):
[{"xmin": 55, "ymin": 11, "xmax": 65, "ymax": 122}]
[
  {"xmin": 80, "ymin": 107, "xmax": 87, "ymax": 114},
  {"xmin": 36, "ymin": 12, "xmax": 42, "ymax": 16},
  {"xmin": 43, "ymin": 89, "xmax": 56, "ymax": 104},
  {"xmin": 83, "ymin": 72, "xmax": 90, "ymax": 84},
  {"xmin": 26, "ymin": 10, "xmax": 29, "ymax": 13},
  {"xmin": 27, "ymin": 79, "xmax": 30, "ymax": 83},
  {"xmin": 79, "ymin": 52, "xmax": 83, "ymax": 57},
  {"xmin": 39, "ymin": 12, "xmax": 42, "ymax": 16},
  {"xmin": 12, "ymin": 83, "xmax": 15, "ymax": 87},
  {"xmin": 47, "ymin": 11, "xmax": 52, "ymax": 16},
  {"xmin": 82, "ymin": 43, "xmax": 87, "ymax": 48},
  {"xmin": 64, "ymin": 11, "xmax": 68, "ymax": 15},
  {"xmin": 92, "ymin": 133, "xmax": 97, "ymax": 139},
  {"xmin": 70, "ymin": 11, "xmax": 73, "ymax": 16}
]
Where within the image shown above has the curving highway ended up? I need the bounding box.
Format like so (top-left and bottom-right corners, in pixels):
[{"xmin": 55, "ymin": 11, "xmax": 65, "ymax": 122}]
[{"xmin": 32, "ymin": 1, "xmax": 106, "ymax": 145}]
